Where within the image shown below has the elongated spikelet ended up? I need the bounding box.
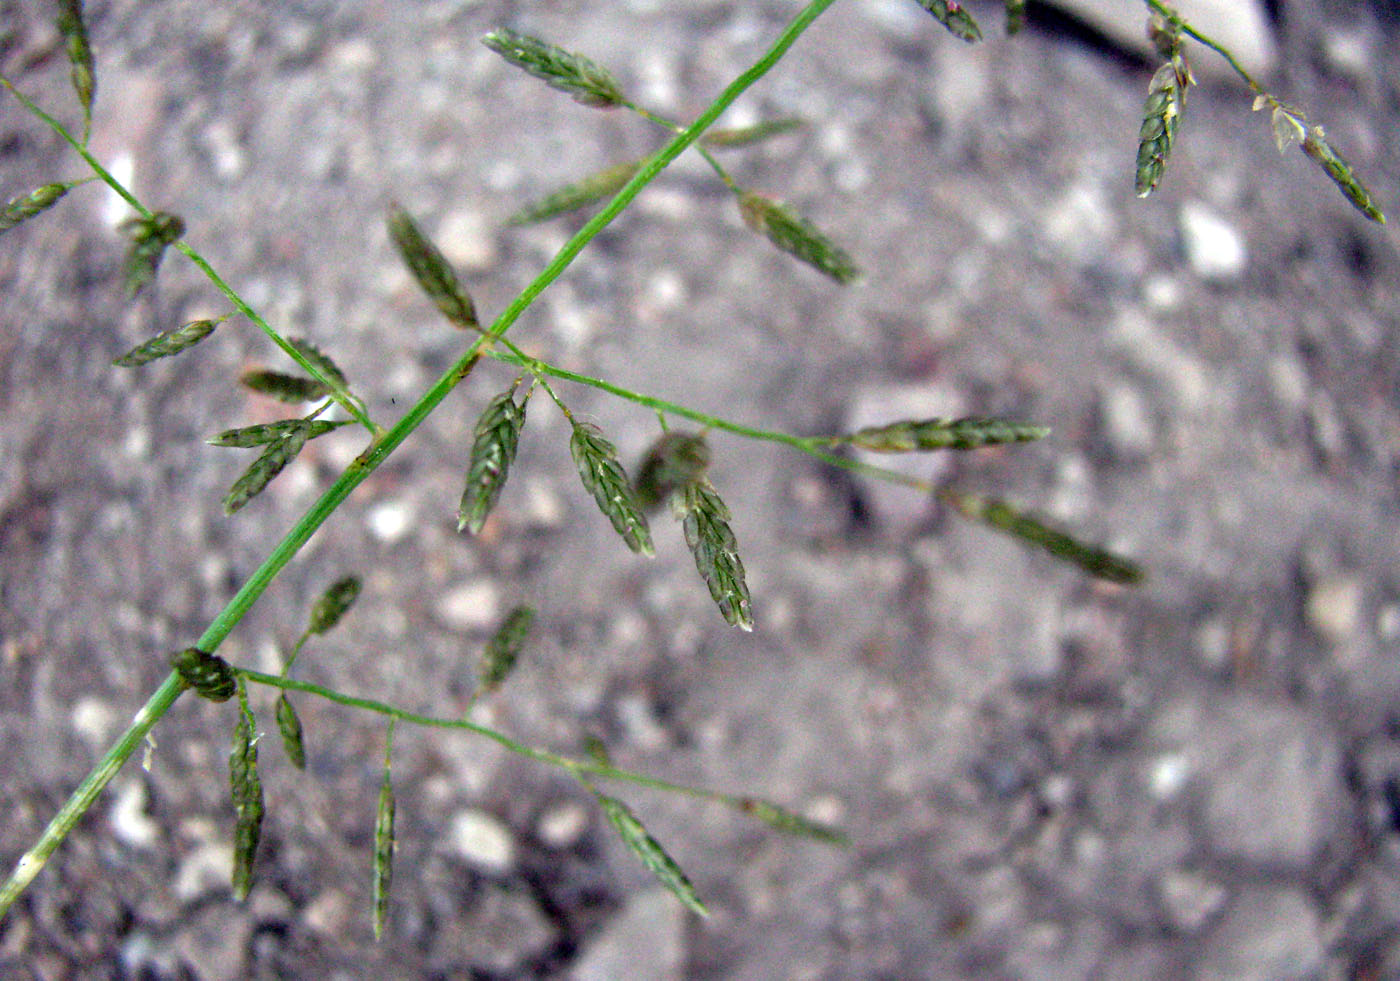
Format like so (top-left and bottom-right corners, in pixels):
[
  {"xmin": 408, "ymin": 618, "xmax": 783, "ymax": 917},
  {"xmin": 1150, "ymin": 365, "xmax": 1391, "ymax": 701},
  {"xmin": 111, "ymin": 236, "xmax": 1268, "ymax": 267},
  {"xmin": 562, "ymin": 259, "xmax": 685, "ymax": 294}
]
[
  {"xmin": 945, "ymin": 491, "xmax": 1144, "ymax": 584},
  {"xmin": 480, "ymin": 605, "xmax": 535, "ymax": 692},
  {"xmin": 372, "ymin": 762, "xmax": 396, "ymax": 940},
  {"xmin": 170, "ymin": 647, "xmax": 236, "ymax": 702},
  {"xmin": 1004, "ymin": 0, "xmax": 1027, "ymax": 35},
  {"xmin": 275, "ymin": 694, "xmax": 306, "ymax": 770},
  {"xmin": 287, "ymin": 337, "xmax": 349, "ymax": 389},
  {"xmin": 569, "ymin": 421, "xmax": 654, "ymax": 556},
  {"xmin": 458, "ymin": 389, "xmax": 527, "ymax": 534},
  {"xmin": 222, "ymin": 425, "xmax": 310, "ymax": 515},
  {"xmin": 914, "ymin": 0, "xmax": 983, "ymax": 42},
  {"xmin": 738, "ymin": 192, "xmax": 859, "ymax": 285},
  {"xmin": 229, "ymin": 686, "xmax": 264, "ymax": 901},
  {"xmin": 1135, "ymin": 57, "xmax": 1192, "ymax": 198},
  {"xmin": 481, "ymin": 28, "xmax": 625, "ymax": 109},
  {"xmin": 1, "ymin": 182, "xmax": 72, "ymax": 233},
  {"xmin": 508, "ymin": 159, "xmax": 643, "ymax": 225},
  {"xmin": 386, "ymin": 204, "xmax": 480, "ymax": 330},
  {"xmin": 633, "ymin": 431, "xmax": 711, "ymax": 511},
  {"xmin": 208, "ymin": 418, "xmax": 344, "ymax": 448},
  {"xmin": 240, "ymin": 369, "xmax": 332, "ymax": 403},
  {"xmin": 595, "ymin": 793, "xmax": 708, "ymax": 917},
  {"xmin": 700, "ymin": 117, "xmax": 805, "ymax": 149},
  {"xmin": 737, "ymin": 797, "xmax": 849, "ymax": 845},
  {"xmin": 55, "ymin": 0, "xmax": 95, "ymax": 124},
  {"xmin": 119, "ymin": 211, "xmax": 185, "ymax": 296},
  {"xmin": 112, "ymin": 319, "xmax": 218, "ymax": 367},
  {"xmin": 842, "ymin": 416, "xmax": 1050, "ymax": 452},
  {"xmin": 308, "ymin": 576, "xmax": 362, "ymax": 635},
  {"xmin": 675, "ymin": 480, "xmax": 753, "ymax": 631},
  {"xmin": 1301, "ymin": 126, "xmax": 1387, "ymax": 224}
]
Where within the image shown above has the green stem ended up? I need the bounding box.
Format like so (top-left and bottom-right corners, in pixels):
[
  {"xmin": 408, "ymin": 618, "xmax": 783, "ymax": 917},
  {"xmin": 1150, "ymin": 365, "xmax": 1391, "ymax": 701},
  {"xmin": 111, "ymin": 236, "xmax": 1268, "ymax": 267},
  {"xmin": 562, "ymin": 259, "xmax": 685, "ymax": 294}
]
[
  {"xmin": 0, "ymin": 0, "xmax": 842, "ymax": 918},
  {"xmin": 1143, "ymin": 0, "xmax": 1264, "ymax": 94},
  {"xmin": 623, "ymin": 101, "xmax": 741, "ymax": 192}
]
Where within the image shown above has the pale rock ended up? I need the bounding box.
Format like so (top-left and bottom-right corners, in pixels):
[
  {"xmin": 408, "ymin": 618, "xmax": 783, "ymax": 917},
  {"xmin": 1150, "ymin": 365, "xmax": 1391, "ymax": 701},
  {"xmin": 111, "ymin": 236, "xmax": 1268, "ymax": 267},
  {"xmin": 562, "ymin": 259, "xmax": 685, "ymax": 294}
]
[
  {"xmin": 1179, "ymin": 201, "xmax": 1247, "ymax": 283},
  {"xmin": 1157, "ymin": 868, "xmax": 1227, "ymax": 933},
  {"xmin": 435, "ymin": 579, "xmax": 501, "ymax": 631},
  {"xmin": 1043, "ymin": 0, "xmax": 1274, "ymax": 78},
  {"xmin": 447, "ymin": 808, "xmax": 517, "ymax": 874},
  {"xmin": 572, "ymin": 888, "xmax": 687, "ymax": 981},
  {"xmin": 1196, "ymin": 888, "xmax": 1324, "ymax": 980}
]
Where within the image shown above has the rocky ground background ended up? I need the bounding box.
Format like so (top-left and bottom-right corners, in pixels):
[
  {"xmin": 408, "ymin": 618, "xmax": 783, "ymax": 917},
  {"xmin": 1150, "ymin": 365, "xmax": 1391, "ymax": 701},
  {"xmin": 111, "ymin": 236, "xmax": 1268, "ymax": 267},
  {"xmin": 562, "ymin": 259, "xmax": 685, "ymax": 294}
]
[{"xmin": 2, "ymin": 0, "xmax": 1398, "ymax": 977}]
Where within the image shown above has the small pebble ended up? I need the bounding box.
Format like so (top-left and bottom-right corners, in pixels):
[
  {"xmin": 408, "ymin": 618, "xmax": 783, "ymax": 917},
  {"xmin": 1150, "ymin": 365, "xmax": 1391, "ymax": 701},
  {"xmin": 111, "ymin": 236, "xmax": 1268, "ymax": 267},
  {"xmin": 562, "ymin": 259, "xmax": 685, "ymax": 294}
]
[
  {"xmin": 447, "ymin": 808, "xmax": 517, "ymax": 874},
  {"xmin": 1179, "ymin": 201, "xmax": 1247, "ymax": 283}
]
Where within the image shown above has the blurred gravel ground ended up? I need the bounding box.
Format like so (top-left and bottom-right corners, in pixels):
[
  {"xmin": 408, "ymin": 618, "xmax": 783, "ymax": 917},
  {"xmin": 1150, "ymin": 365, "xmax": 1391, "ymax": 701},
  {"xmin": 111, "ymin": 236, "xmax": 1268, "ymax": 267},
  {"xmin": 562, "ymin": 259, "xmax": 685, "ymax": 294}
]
[{"xmin": 2, "ymin": 0, "xmax": 1399, "ymax": 978}]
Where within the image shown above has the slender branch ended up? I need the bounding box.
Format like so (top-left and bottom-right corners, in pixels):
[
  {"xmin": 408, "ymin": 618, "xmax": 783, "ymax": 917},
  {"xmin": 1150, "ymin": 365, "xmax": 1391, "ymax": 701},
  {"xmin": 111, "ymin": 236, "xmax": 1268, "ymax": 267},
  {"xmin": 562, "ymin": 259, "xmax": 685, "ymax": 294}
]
[{"xmin": 1142, "ymin": 0, "xmax": 1263, "ymax": 94}]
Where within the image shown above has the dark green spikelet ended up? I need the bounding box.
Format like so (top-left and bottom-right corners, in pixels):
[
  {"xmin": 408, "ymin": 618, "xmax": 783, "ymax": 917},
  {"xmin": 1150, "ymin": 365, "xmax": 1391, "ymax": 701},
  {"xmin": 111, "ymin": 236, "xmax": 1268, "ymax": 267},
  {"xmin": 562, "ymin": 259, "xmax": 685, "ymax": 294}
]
[
  {"xmin": 112, "ymin": 319, "xmax": 218, "ymax": 367},
  {"xmin": 914, "ymin": 0, "xmax": 983, "ymax": 42},
  {"xmin": 229, "ymin": 685, "xmax": 264, "ymax": 901},
  {"xmin": 119, "ymin": 211, "xmax": 185, "ymax": 297},
  {"xmin": 633, "ymin": 431, "xmax": 711, "ymax": 511},
  {"xmin": 1135, "ymin": 55, "xmax": 1192, "ymax": 198},
  {"xmin": 207, "ymin": 418, "xmax": 345, "ymax": 448},
  {"xmin": 458, "ymin": 389, "xmax": 527, "ymax": 534},
  {"xmin": 386, "ymin": 204, "xmax": 480, "ymax": 330},
  {"xmin": 674, "ymin": 480, "xmax": 753, "ymax": 631},
  {"xmin": 55, "ymin": 0, "xmax": 95, "ymax": 126},
  {"xmin": 240, "ymin": 369, "xmax": 332, "ymax": 403},
  {"xmin": 170, "ymin": 647, "xmax": 236, "ymax": 702},
  {"xmin": 1003, "ymin": 0, "xmax": 1027, "ymax": 35},
  {"xmin": 1, "ymin": 182, "xmax": 72, "ymax": 234},
  {"xmin": 275, "ymin": 694, "xmax": 306, "ymax": 770},
  {"xmin": 700, "ymin": 117, "xmax": 805, "ymax": 150},
  {"xmin": 944, "ymin": 490, "xmax": 1144, "ymax": 585},
  {"xmin": 569, "ymin": 421, "xmax": 654, "ymax": 556},
  {"xmin": 841, "ymin": 416, "xmax": 1050, "ymax": 453},
  {"xmin": 508, "ymin": 159, "xmax": 643, "ymax": 225},
  {"xmin": 287, "ymin": 337, "xmax": 348, "ymax": 390},
  {"xmin": 736, "ymin": 797, "xmax": 849, "ymax": 845},
  {"xmin": 372, "ymin": 759, "xmax": 396, "ymax": 940},
  {"xmin": 222, "ymin": 425, "xmax": 310, "ymax": 515},
  {"xmin": 480, "ymin": 605, "xmax": 535, "ymax": 692},
  {"xmin": 595, "ymin": 793, "xmax": 708, "ymax": 917},
  {"xmin": 738, "ymin": 192, "xmax": 860, "ymax": 285},
  {"xmin": 1301, "ymin": 126, "xmax": 1387, "ymax": 224},
  {"xmin": 481, "ymin": 28, "xmax": 625, "ymax": 109},
  {"xmin": 308, "ymin": 576, "xmax": 362, "ymax": 635}
]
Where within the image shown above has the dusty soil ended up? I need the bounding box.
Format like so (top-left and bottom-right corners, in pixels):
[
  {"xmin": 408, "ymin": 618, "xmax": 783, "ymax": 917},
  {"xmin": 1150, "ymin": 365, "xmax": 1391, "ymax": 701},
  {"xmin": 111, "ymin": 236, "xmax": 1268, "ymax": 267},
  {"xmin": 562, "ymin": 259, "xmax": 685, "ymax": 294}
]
[{"xmin": 2, "ymin": 0, "xmax": 1398, "ymax": 977}]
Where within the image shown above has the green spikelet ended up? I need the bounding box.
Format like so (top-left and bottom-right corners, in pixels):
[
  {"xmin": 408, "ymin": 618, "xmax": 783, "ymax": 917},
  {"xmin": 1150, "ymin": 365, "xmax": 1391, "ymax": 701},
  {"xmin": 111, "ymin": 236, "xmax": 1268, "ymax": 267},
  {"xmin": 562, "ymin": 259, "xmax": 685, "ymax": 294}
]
[
  {"xmin": 738, "ymin": 192, "xmax": 860, "ymax": 285},
  {"xmin": 1004, "ymin": 0, "xmax": 1027, "ymax": 35},
  {"xmin": 286, "ymin": 337, "xmax": 349, "ymax": 390},
  {"xmin": 944, "ymin": 490, "xmax": 1144, "ymax": 585},
  {"xmin": 674, "ymin": 480, "xmax": 753, "ymax": 631},
  {"xmin": 222, "ymin": 425, "xmax": 311, "ymax": 515},
  {"xmin": 840, "ymin": 416, "xmax": 1050, "ymax": 452},
  {"xmin": 372, "ymin": 726, "xmax": 396, "ymax": 941},
  {"xmin": 55, "ymin": 0, "xmax": 95, "ymax": 127},
  {"xmin": 170, "ymin": 647, "xmax": 236, "ymax": 702},
  {"xmin": 736, "ymin": 797, "xmax": 849, "ymax": 845},
  {"xmin": 229, "ymin": 684, "xmax": 264, "ymax": 901},
  {"xmin": 1300, "ymin": 125, "xmax": 1386, "ymax": 224},
  {"xmin": 207, "ymin": 418, "xmax": 345, "ymax": 448},
  {"xmin": 275, "ymin": 694, "xmax": 306, "ymax": 770},
  {"xmin": 1, "ymin": 182, "xmax": 73, "ymax": 234},
  {"xmin": 913, "ymin": 0, "xmax": 983, "ymax": 42},
  {"xmin": 595, "ymin": 793, "xmax": 708, "ymax": 917},
  {"xmin": 239, "ymin": 369, "xmax": 332, "ymax": 404},
  {"xmin": 700, "ymin": 117, "xmax": 805, "ymax": 149},
  {"xmin": 633, "ymin": 431, "xmax": 711, "ymax": 511},
  {"xmin": 458, "ymin": 388, "xmax": 528, "ymax": 534},
  {"xmin": 112, "ymin": 319, "xmax": 219, "ymax": 367},
  {"xmin": 308, "ymin": 576, "xmax": 362, "ymax": 635},
  {"xmin": 119, "ymin": 211, "xmax": 185, "ymax": 297},
  {"xmin": 508, "ymin": 159, "xmax": 643, "ymax": 225},
  {"xmin": 1135, "ymin": 54, "xmax": 1192, "ymax": 198},
  {"xmin": 481, "ymin": 28, "xmax": 625, "ymax": 109},
  {"xmin": 480, "ymin": 605, "xmax": 535, "ymax": 692},
  {"xmin": 569, "ymin": 421, "xmax": 654, "ymax": 556},
  {"xmin": 386, "ymin": 204, "xmax": 480, "ymax": 330}
]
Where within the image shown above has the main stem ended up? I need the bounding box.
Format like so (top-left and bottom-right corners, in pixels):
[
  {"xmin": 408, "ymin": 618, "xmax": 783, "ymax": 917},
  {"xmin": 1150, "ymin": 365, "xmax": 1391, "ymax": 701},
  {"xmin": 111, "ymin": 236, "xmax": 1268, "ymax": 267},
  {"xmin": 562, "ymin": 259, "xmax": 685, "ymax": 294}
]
[{"xmin": 0, "ymin": 0, "xmax": 841, "ymax": 918}]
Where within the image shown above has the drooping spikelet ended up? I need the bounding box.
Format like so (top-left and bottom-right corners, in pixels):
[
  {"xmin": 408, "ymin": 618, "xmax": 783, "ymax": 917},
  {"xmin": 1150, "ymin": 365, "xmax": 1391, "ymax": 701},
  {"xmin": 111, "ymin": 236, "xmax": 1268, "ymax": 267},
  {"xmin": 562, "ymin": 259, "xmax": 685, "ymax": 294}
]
[{"xmin": 481, "ymin": 28, "xmax": 626, "ymax": 109}]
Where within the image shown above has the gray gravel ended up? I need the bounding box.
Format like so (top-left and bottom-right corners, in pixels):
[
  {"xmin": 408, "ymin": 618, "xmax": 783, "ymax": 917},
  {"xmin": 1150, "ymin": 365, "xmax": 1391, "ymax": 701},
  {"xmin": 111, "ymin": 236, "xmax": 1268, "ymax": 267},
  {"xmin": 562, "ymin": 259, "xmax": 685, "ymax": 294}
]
[{"xmin": 3, "ymin": 0, "xmax": 1399, "ymax": 978}]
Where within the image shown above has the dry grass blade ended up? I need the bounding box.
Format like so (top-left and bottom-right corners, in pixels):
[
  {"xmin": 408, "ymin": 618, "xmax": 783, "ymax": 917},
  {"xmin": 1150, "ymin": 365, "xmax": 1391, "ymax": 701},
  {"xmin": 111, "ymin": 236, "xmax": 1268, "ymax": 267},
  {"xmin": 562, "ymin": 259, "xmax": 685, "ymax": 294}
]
[
  {"xmin": 842, "ymin": 416, "xmax": 1050, "ymax": 452},
  {"xmin": 275, "ymin": 694, "xmax": 306, "ymax": 770},
  {"xmin": 230, "ymin": 686, "xmax": 264, "ymax": 901},
  {"xmin": 944, "ymin": 491, "xmax": 1144, "ymax": 584},
  {"xmin": 372, "ymin": 762, "xmax": 396, "ymax": 940},
  {"xmin": 481, "ymin": 28, "xmax": 625, "ymax": 109},
  {"xmin": 569, "ymin": 421, "xmax": 654, "ymax": 556},
  {"xmin": 634, "ymin": 431, "xmax": 711, "ymax": 511},
  {"xmin": 1, "ymin": 182, "xmax": 72, "ymax": 233},
  {"xmin": 913, "ymin": 0, "xmax": 982, "ymax": 42},
  {"xmin": 308, "ymin": 576, "xmax": 362, "ymax": 635},
  {"xmin": 55, "ymin": 0, "xmax": 95, "ymax": 123},
  {"xmin": 595, "ymin": 793, "xmax": 708, "ymax": 917},
  {"xmin": 240, "ymin": 369, "xmax": 332, "ymax": 404},
  {"xmin": 480, "ymin": 605, "xmax": 535, "ymax": 692},
  {"xmin": 207, "ymin": 419, "xmax": 345, "ymax": 448},
  {"xmin": 169, "ymin": 647, "xmax": 236, "ymax": 702},
  {"xmin": 508, "ymin": 159, "xmax": 643, "ymax": 225},
  {"xmin": 222, "ymin": 425, "xmax": 310, "ymax": 515},
  {"xmin": 1301, "ymin": 126, "xmax": 1387, "ymax": 224},
  {"xmin": 737, "ymin": 797, "xmax": 849, "ymax": 845},
  {"xmin": 458, "ymin": 389, "xmax": 527, "ymax": 534},
  {"xmin": 700, "ymin": 117, "xmax": 805, "ymax": 149},
  {"xmin": 675, "ymin": 480, "xmax": 753, "ymax": 631},
  {"xmin": 1135, "ymin": 56, "xmax": 1192, "ymax": 198},
  {"xmin": 386, "ymin": 204, "xmax": 480, "ymax": 330},
  {"xmin": 738, "ymin": 192, "xmax": 859, "ymax": 284},
  {"xmin": 112, "ymin": 319, "xmax": 218, "ymax": 367},
  {"xmin": 119, "ymin": 211, "xmax": 184, "ymax": 296}
]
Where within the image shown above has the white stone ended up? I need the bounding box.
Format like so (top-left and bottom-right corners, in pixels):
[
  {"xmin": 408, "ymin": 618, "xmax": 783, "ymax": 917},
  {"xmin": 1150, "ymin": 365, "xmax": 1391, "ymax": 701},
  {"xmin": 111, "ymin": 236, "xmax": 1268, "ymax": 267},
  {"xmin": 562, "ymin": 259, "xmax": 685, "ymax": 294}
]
[
  {"xmin": 435, "ymin": 579, "xmax": 501, "ymax": 631},
  {"xmin": 436, "ymin": 208, "xmax": 498, "ymax": 272},
  {"xmin": 366, "ymin": 498, "xmax": 414, "ymax": 543},
  {"xmin": 1043, "ymin": 0, "xmax": 1274, "ymax": 78},
  {"xmin": 1179, "ymin": 201, "xmax": 1247, "ymax": 283},
  {"xmin": 572, "ymin": 888, "xmax": 687, "ymax": 981},
  {"xmin": 1157, "ymin": 868, "xmax": 1227, "ymax": 933},
  {"xmin": 537, "ymin": 801, "xmax": 590, "ymax": 849},
  {"xmin": 447, "ymin": 808, "xmax": 517, "ymax": 874},
  {"xmin": 108, "ymin": 778, "xmax": 160, "ymax": 848}
]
